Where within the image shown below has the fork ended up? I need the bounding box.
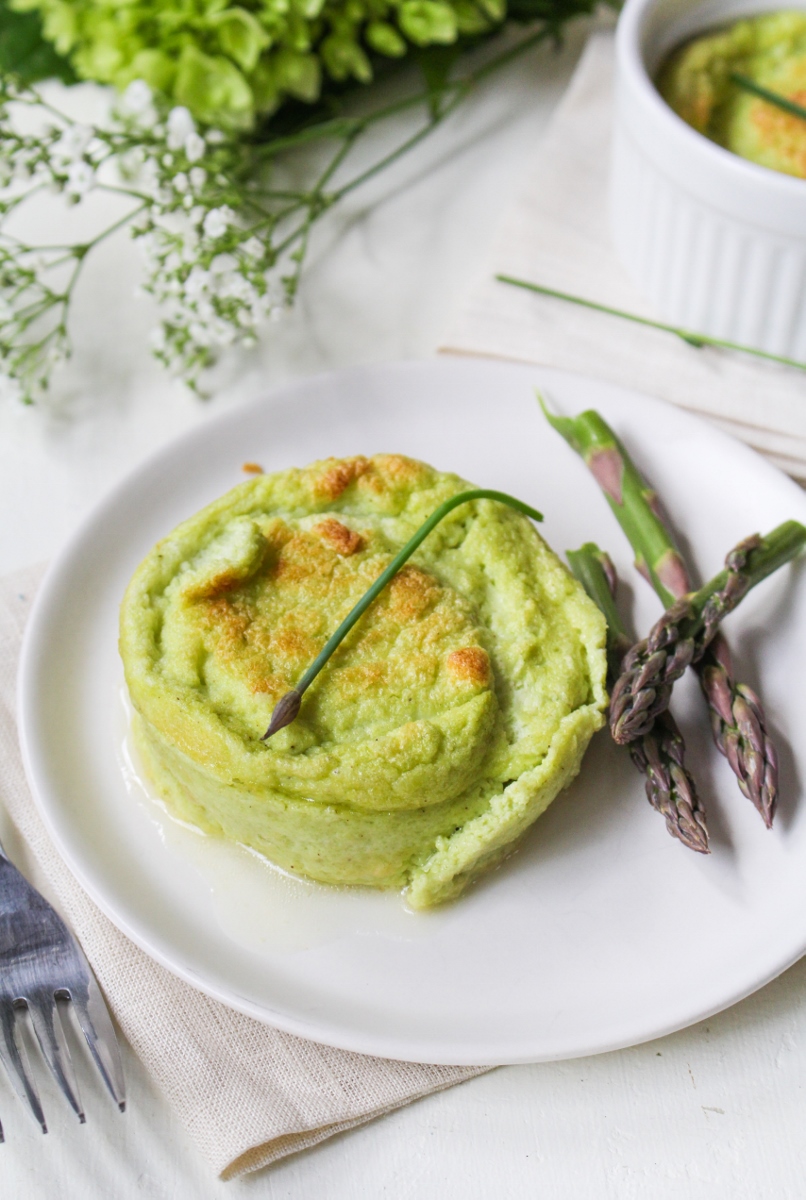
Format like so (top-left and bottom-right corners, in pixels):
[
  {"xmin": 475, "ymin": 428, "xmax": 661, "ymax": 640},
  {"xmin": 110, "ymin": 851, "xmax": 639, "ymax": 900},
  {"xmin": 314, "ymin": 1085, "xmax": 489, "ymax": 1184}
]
[{"xmin": 0, "ymin": 834, "xmax": 125, "ymax": 1137}]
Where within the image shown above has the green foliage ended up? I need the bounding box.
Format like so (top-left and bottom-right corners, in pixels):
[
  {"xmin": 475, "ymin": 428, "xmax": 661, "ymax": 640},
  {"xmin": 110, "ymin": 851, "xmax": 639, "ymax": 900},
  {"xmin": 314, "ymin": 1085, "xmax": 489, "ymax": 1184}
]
[
  {"xmin": 0, "ymin": 0, "xmax": 603, "ymax": 402},
  {"xmin": 0, "ymin": 0, "xmax": 74, "ymax": 84},
  {"xmin": 11, "ymin": 0, "xmax": 509, "ymax": 128}
]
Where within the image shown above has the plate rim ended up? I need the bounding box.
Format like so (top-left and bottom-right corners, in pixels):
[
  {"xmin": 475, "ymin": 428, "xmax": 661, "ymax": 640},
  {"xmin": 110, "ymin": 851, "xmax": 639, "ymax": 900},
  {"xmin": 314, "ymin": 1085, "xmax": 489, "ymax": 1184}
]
[{"xmin": 17, "ymin": 356, "xmax": 806, "ymax": 1065}]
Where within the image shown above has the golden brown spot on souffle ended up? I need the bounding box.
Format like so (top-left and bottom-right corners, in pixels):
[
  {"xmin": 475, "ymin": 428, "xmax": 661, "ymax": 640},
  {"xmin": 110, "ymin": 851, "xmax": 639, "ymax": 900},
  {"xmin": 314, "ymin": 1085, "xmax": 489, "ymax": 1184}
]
[
  {"xmin": 188, "ymin": 566, "xmax": 259, "ymax": 602},
  {"xmin": 386, "ymin": 565, "xmax": 439, "ymax": 622},
  {"xmin": 357, "ymin": 454, "xmax": 426, "ymax": 496},
  {"xmin": 751, "ymin": 91, "xmax": 806, "ymax": 177},
  {"xmin": 314, "ymin": 456, "xmax": 371, "ymax": 500},
  {"xmin": 446, "ymin": 646, "xmax": 491, "ymax": 686},
  {"xmin": 313, "ymin": 454, "xmax": 427, "ymax": 502},
  {"xmin": 314, "ymin": 518, "xmax": 364, "ymax": 556}
]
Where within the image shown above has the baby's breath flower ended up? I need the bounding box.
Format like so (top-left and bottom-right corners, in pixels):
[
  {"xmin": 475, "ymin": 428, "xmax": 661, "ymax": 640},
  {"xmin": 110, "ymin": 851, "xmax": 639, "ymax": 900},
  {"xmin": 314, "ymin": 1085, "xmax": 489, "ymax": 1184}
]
[
  {"xmin": 54, "ymin": 124, "xmax": 93, "ymax": 162},
  {"xmin": 120, "ymin": 81, "xmax": 154, "ymax": 117},
  {"xmin": 65, "ymin": 160, "xmax": 94, "ymax": 198},
  {"xmin": 183, "ymin": 265, "xmax": 209, "ymax": 299},
  {"xmin": 241, "ymin": 237, "xmax": 264, "ymax": 260},
  {"xmin": 188, "ymin": 321, "xmax": 211, "ymax": 346},
  {"xmin": 0, "ymin": 28, "xmax": 524, "ymax": 402},
  {"xmin": 203, "ymin": 206, "xmax": 232, "ymax": 239},
  {"xmin": 166, "ymin": 107, "xmax": 196, "ymax": 151},
  {"xmin": 184, "ymin": 133, "xmax": 206, "ymax": 163}
]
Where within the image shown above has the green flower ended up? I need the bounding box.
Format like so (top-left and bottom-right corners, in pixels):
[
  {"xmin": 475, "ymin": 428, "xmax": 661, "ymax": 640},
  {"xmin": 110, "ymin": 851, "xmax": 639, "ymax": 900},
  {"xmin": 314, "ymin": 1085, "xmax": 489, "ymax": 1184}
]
[
  {"xmin": 175, "ymin": 46, "xmax": 254, "ymax": 129},
  {"xmin": 365, "ymin": 21, "xmax": 407, "ymax": 56},
  {"xmin": 11, "ymin": 0, "xmax": 508, "ymax": 126},
  {"xmin": 399, "ymin": 0, "xmax": 458, "ymax": 45},
  {"xmin": 209, "ymin": 8, "xmax": 271, "ymax": 72}
]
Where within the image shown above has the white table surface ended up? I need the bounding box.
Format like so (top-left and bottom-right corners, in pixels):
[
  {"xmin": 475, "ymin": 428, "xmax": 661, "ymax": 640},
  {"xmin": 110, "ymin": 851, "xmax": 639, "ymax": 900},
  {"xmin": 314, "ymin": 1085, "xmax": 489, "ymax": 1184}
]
[{"xmin": 3, "ymin": 21, "xmax": 806, "ymax": 1198}]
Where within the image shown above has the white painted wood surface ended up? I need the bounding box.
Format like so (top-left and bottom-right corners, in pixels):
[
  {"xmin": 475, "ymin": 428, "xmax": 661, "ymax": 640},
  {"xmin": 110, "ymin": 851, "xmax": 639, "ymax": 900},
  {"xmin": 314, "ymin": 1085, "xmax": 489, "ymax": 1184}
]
[{"xmin": 2, "ymin": 21, "xmax": 806, "ymax": 1196}]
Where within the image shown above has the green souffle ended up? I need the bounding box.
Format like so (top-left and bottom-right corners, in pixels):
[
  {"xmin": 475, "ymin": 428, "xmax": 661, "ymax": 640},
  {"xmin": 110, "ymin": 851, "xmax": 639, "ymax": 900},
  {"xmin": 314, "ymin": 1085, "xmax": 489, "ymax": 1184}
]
[
  {"xmin": 659, "ymin": 10, "xmax": 806, "ymax": 179},
  {"xmin": 119, "ymin": 454, "xmax": 607, "ymax": 908}
]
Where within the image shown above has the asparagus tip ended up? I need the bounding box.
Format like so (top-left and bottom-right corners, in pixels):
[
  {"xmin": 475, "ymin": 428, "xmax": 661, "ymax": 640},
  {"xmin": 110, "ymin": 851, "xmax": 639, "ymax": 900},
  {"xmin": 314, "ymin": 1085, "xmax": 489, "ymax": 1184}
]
[{"xmin": 681, "ymin": 822, "xmax": 711, "ymax": 855}]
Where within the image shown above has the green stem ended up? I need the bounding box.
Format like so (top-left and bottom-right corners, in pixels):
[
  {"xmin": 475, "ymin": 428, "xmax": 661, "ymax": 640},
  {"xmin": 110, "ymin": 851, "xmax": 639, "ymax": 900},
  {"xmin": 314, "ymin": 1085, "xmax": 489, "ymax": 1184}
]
[
  {"xmin": 498, "ymin": 275, "xmax": 806, "ymax": 372},
  {"xmin": 566, "ymin": 543, "xmax": 631, "ymax": 675},
  {"xmin": 276, "ymin": 27, "xmax": 552, "ymax": 214},
  {"xmin": 569, "ymin": 541, "xmax": 712, "ymax": 854},
  {"xmin": 95, "ymin": 183, "xmax": 156, "ymax": 205},
  {"xmin": 58, "ymin": 202, "xmax": 149, "ymax": 318},
  {"xmin": 9, "ymin": 297, "xmax": 59, "ymax": 328},
  {"xmin": 330, "ymin": 110, "xmax": 443, "ymax": 200},
  {"xmin": 250, "ymin": 116, "xmax": 368, "ymax": 160},
  {"xmin": 262, "ymin": 488, "xmax": 544, "ymax": 738},
  {"xmin": 730, "ymin": 72, "xmax": 806, "ymax": 123},
  {"xmin": 312, "ymin": 125, "xmax": 361, "ymax": 194},
  {"xmin": 332, "ymin": 32, "xmax": 552, "ymax": 202},
  {"xmin": 244, "ymin": 186, "xmax": 318, "ymax": 201},
  {"xmin": 0, "ymin": 182, "xmax": 47, "ymax": 216},
  {"xmin": 471, "ymin": 27, "xmax": 552, "ymax": 83},
  {"xmin": 252, "ymin": 26, "xmax": 551, "ymax": 167}
]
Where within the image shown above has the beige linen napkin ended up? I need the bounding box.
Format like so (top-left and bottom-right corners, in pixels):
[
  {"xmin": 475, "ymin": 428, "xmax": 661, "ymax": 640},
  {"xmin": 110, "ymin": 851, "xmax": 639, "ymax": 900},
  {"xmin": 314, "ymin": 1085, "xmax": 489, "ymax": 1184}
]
[
  {"xmin": 0, "ymin": 566, "xmax": 484, "ymax": 1179},
  {"xmin": 443, "ymin": 32, "xmax": 806, "ymax": 483}
]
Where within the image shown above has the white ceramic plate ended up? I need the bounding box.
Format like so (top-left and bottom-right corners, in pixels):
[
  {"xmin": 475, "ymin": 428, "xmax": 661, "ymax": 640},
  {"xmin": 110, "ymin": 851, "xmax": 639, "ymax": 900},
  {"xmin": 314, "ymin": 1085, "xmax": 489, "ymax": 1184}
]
[{"xmin": 18, "ymin": 359, "xmax": 806, "ymax": 1065}]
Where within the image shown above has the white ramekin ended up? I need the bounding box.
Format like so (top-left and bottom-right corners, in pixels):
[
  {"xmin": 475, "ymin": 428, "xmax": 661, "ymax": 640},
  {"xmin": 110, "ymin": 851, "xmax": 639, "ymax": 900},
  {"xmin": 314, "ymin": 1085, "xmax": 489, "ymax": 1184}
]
[{"xmin": 610, "ymin": 0, "xmax": 806, "ymax": 360}]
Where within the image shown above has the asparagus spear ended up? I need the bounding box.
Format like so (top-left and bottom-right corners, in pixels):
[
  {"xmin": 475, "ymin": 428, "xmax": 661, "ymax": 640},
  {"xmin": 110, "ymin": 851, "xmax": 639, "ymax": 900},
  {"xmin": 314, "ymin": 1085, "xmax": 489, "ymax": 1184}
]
[
  {"xmin": 567, "ymin": 543, "xmax": 709, "ymax": 853},
  {"xmin": 700, "ymin": 634, "xmax": 778, "ymax": 827},
  {"xmin": 541, "ymin": 400, "xmax": 781, "ymax": 827},
  {"xmin": 540, "ymin": 402, "xmax": 690, "ymax": 601},
  {"xmin": 566, "ymin": 543, "xmax": 631, "ymax": 677},
  {"xmin": 609, "ymin": 523, "xmax": 806, "ymax": 743}
]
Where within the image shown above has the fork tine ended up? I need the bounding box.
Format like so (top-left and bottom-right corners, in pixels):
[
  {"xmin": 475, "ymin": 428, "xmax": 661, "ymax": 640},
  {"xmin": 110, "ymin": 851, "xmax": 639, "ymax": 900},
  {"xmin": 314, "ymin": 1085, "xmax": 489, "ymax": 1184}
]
[
  {"xmin": 27, "ymin": 994, "xmax": 84, "ymax": 1124},
  {"xmin": 0, "ymin": 1005, "xmax": 47, "ymax": 1133},
  {"xmin": 70, "ymin": 977, "xmax": 126, "ymax": 1113}
]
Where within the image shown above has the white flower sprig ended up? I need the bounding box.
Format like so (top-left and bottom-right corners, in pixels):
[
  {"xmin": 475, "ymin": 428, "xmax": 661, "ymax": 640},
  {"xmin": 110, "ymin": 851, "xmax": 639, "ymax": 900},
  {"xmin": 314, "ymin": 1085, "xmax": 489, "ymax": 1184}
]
[
  {"xmin": 0, "ymin": 27, "xmax": 550, "ymax": 401},
  {"xmin": 116, "ymin": 93, "xmax": 284, "ymax": 386},
  {"xmin": 0, "ymin": 76, "xmax": 297, "ymax": 397}
]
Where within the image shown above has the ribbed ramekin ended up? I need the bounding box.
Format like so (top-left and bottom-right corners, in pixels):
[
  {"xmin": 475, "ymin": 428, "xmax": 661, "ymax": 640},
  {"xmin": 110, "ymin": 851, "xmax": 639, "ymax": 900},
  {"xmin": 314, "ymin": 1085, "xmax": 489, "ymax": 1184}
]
[{"xmin": 610, "ymin": 0, "xmax": 806, "ymax": 360}]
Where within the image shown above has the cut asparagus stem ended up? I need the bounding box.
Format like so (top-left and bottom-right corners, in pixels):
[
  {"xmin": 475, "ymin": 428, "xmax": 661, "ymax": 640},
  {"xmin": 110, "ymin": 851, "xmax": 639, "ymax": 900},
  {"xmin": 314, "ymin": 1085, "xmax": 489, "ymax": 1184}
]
[
  {"xmin": 542, "ymin": 399, "xmax": 780, "ymax": 828},
  {"xmin": 566, "ymin": 543, "xmax": 632, "ymax": 677},
  {"xmin": 540, "ymin": 399, "xmax": 689, "ymax": 604},
  {"xmin": 567, "ymin": 543, "xmax": 709, "ymax": 853}
]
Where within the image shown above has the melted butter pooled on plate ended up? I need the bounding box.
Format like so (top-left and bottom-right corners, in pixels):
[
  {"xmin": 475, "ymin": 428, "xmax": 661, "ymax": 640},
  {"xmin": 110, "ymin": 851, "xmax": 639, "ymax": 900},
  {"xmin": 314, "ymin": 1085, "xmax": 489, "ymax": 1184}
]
[{"xmin": 116, "ymin": 689, "xmax": 440, "ymax": 952}]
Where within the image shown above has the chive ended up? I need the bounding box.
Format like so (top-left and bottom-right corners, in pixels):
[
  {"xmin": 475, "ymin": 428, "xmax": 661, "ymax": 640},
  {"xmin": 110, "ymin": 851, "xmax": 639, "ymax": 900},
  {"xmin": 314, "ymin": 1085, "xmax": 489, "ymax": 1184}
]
[
  {"xmin": 495, "ymin": 276, "xmax": 806, "ymax": 372},
  {"xmin": 260, "ymin": 489, "xmax": 544, "ymax": 739},
  {"xmin": 729, "ymin": 71, "xmax": 806, "ymax": 124}
]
